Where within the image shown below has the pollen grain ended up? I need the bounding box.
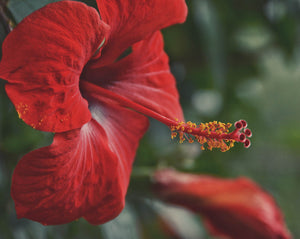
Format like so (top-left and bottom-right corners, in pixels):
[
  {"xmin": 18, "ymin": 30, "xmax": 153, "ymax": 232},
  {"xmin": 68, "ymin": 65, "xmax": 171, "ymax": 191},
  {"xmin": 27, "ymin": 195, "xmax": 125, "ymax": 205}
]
[{"xmin": 16, "ymin": 103, "xmax": 29, "ymax": 118}]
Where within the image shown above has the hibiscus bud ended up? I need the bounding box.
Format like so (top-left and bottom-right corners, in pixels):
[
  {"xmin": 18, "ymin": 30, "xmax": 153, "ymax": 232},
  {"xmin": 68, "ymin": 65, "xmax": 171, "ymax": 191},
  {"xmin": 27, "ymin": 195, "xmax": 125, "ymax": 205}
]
[{"xmin": 152, "ymin": 169, "xmax": 292, "ymax": 239}]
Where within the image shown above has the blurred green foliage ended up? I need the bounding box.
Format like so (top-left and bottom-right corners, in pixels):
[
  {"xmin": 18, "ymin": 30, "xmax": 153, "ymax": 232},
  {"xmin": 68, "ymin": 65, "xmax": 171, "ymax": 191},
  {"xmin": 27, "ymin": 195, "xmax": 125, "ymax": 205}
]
[{"xmin": 0, "ymin": 0, "xmax": 300, "ymax": 238}]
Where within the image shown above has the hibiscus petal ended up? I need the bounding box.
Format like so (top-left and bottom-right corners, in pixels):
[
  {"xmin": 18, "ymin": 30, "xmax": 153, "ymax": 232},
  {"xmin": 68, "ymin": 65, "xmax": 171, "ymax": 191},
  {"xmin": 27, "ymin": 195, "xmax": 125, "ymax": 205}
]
[
  {"xmin": 11, "ymin": 102, "xmax": 148, "ymax": 225},
  {"xmin": 153, "ymin": 169, "xmax": 292, "ymax": 239},
  {"xmin": 94, "ymin": 0, "xmax": 188, "ymax": 64},
  {"xmin": 0, "ymin": 1, "xmax": 109, "ymax": 132},
  {"xmin": 83, "ymin": 31, "xmax": 184, "ymax": 122}
]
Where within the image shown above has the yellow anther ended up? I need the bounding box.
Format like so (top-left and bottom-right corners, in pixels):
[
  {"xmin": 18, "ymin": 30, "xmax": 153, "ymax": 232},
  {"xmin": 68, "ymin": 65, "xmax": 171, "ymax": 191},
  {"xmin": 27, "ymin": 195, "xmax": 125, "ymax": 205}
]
[
  {"xmin": 178, "ymin": 132, "xmax": 185, "ymax": 143},
  {"xmin": 188, "ymin": 138, "xmax": 194, "ymax": 143},
  {"xmin": 171, "ymin": 132, "xmax": 177, "ymax": 139},
  {"xmin": 199, "ymin": 125, "xmax": 202, "ymax": 130}
]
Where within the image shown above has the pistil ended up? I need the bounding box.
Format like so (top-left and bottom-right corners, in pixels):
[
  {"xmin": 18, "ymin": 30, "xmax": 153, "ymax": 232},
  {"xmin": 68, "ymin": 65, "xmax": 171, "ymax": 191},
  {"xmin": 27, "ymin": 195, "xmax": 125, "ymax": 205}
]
[
  {"xmin": 170, "ymin": 119, "xmax": 252, "ymax": 152},
  {"xmin": 81, "ymin": 81, "xmax": 252, "ymax": 152}
]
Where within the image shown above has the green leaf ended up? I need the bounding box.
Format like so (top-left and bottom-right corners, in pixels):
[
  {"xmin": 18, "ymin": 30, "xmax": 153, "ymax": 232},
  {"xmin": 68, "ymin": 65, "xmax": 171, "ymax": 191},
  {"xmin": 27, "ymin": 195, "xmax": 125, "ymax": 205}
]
[
  {"xmin": 7, "ymin": 0, "xmax": 60, "ymax": 23},
  {"xmin": 7, "ymin": 0, "xmax": 98, "ymax": 24},
  {"xmin": 0, "ymin": 21, "xmax": 6, "ymax": 43},
  {"xmin": 0, "ymin": 22, "xmax": 6, "ymax": 56}
]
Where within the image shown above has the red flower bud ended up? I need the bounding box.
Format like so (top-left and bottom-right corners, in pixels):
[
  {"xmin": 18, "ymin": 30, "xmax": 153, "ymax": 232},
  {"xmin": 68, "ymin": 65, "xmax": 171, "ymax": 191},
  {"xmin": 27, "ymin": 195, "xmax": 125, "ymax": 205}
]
[{"xmin": 153, "ymin": 169, "xmax": 292, "ymax": 239}]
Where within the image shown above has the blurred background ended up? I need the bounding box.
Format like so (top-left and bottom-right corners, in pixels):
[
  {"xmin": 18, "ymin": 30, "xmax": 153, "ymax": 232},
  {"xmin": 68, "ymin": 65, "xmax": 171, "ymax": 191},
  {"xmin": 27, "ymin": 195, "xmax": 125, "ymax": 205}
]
[{"xmin": 0, "ymin": 0, "xmax": 299, "ymax": 238}]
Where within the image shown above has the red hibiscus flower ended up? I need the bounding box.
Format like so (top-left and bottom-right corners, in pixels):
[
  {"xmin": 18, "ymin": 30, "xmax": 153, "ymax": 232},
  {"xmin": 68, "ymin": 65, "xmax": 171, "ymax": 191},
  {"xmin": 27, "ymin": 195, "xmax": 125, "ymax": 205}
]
[
  {"xmin": 153, "ymin": 169, "xmax": 292, "ymax": 239},
  {"xmin": 0, "ymin": 0, "xmax": 252, "ymax": 226},
  {"xmin": 0, "ymin": 0, "xmax": 187, "ymax": 225}
]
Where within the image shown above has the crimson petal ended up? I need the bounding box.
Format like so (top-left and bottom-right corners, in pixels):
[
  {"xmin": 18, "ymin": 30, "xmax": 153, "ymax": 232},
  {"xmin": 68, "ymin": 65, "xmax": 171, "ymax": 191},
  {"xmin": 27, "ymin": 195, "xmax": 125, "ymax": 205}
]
[
  {"xmin": 83, "ymin": 31, "xmax": 183, "ymax": 121},
  {"xmin": 94, "ymin": 0, "xmax": 188, "ymax": 65},
  {"xmin": 0, "ymin": 1, "xmax": 109, "ymax": 132},
  {"xmin": 153, "ymin": 169, "xmax": 292, "ymax": 239},
  {"xmin": 11, "ymin": 102, "xmax": 148, "ymax": 225}
]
